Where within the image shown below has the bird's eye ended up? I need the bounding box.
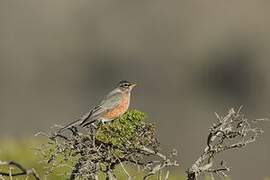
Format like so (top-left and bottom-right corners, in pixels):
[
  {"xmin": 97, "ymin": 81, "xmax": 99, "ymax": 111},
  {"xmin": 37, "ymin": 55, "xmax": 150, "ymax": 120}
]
[{"xmin": 124, "ymin": 83, "xmax": 129, "ymax": 87}]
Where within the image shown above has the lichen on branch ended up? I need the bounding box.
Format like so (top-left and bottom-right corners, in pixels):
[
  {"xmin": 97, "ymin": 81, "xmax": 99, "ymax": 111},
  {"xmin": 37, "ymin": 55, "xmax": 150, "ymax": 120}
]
[
  {"xmin": 96, "ymin": 110, "xmax": 157, "ymax": 150},
  {"xmin": 36, "ymin": 109, "xmax": 178, "ymax": 180}
]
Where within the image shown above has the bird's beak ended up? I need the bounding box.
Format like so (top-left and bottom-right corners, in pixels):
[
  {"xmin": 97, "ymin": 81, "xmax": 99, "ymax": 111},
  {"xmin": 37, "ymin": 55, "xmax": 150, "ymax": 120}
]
[{"xmin": 130, "ymin": 83, "xmax": 137, "ymax": 88}]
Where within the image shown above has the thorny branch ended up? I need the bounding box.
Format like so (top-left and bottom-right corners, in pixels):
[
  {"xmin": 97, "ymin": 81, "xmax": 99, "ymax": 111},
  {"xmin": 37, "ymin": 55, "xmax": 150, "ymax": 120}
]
[
  {"xmin": 0, "ymin": 160, "xmax": 40, "ymax": 180},
  {"xmin": 187, "ymin": 107, "xmax": 267, "ymax": 180}
]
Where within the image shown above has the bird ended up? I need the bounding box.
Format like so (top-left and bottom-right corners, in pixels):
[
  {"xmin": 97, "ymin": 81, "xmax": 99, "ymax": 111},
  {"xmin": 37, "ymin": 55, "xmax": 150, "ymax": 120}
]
[{"xmin": 59, "ymin": 80, "xmax": 136, "ymax": 132}]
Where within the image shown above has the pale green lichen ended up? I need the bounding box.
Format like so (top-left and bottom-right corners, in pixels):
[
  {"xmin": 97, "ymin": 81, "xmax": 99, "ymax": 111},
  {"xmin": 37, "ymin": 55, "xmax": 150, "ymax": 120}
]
[{"xmin": 96, "ymin": 109, "xmax": 151, "ymax": 148}]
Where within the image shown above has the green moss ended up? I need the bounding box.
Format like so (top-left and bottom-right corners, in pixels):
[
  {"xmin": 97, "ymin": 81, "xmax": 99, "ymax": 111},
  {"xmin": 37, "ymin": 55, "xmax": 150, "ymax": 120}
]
[{"xmin": 96, "ymin": 109, "xmax": 147, "ymax": 148}]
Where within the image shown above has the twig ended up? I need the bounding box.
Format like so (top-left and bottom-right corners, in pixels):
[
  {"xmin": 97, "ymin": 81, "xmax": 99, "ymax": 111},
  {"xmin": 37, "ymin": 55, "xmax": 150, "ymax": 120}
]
[
  {"xmin": 118, "ymin": 159, "xmax": 132, "ymax": 180},
  {"xmin": 186, "ymin": 107, "xmax": 266, "ymax": 180},
  {"xmin": 164, "ymin": 171, "xmax": 170, "ymax": 180},
  {"xmin": 39, "ymin": 110, "xmax": 178, "ymax": 179},
  {"xmin": 0, "ymin": 161, "xmax": 40, "ymax": 180}
]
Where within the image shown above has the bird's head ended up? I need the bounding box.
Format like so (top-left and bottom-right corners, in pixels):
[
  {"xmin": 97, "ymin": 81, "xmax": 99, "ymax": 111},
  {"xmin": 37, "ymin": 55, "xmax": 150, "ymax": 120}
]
[{"xmin": 117, "ymin": 80, "xmax": 136, "ymax": 93}]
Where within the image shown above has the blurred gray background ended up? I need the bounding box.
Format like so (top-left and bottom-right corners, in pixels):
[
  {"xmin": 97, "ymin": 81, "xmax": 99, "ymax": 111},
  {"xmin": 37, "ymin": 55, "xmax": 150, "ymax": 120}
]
[{"xmin": 0, "ymin": 0, "xmax": 270, "ymax": 179}]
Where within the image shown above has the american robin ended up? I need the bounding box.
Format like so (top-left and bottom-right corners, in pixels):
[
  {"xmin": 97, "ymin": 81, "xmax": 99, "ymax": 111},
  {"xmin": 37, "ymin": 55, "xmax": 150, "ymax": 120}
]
[{"xmin": 59, "ymin": 80, "xmax": 136, "ymax": 132}]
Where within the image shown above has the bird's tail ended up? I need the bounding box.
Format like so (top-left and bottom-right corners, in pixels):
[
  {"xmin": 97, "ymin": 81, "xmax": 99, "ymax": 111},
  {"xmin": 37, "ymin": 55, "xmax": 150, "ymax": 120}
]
[
  {"xmin": 58, "ymin": 118, "xmax": 83, "ymax": 133},
  {"xmin": 58, "ymin": 110, "xmax": 93, "ymax": 133},
  {"xmin": 80, "ymin": 119, "xmax": 96, "ymax": 128}
]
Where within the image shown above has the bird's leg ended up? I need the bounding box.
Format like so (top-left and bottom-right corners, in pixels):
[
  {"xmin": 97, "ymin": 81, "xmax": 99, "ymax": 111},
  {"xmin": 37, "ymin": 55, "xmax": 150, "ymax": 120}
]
[
  {"xmin": 105, "ymin": 121, "xmax": 113, "ymax": 125},
  {"xmin": 99, "ymin": 119, "xmax": 112, "ymax": 132},
  {"xmin": 91, "ymin": 123, "xmax": 97, "ymax": 129},
  {"xmin": 101, "ymin": 119, "xmax": 114, "ymax": 125},
  {"xmin": 100, "ymin": 119, "xmax": 107, "ymax": 125}
]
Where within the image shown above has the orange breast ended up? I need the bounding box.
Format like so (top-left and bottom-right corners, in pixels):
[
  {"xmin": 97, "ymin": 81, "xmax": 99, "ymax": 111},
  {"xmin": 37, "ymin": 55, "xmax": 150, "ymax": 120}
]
[{"xmin": 102, "ymin": 93, "xmax": 130, "ymax": 120}]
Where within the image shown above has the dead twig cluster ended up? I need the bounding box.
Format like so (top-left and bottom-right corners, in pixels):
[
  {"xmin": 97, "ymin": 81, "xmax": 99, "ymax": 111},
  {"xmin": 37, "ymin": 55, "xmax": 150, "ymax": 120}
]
[
  {"xmin": 34, "ymin": 107, "xmax": 266, "ymax": 180},
  {"xmin": 0, "ymin": 160, "xmax": 40, "ymax": 180},
  {"xmin": 36, "ymin": 110, "xmax": 178, "ymax": 180},
  {"xmin": 187, "ymin": 107, "xmax": 267, "ymax": 180}
]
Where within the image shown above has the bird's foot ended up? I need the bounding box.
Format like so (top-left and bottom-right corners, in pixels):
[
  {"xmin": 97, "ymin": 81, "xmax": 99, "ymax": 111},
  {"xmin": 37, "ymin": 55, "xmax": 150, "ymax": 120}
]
[{"xmin": 100, "ymin": 120, "xmax": 112, "ymax": 125}]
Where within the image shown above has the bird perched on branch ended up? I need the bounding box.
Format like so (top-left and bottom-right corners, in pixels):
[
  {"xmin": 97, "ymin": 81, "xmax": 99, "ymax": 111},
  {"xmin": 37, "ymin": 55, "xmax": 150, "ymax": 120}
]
[{"xmin": 59, "ymin": 80, "xmax": 136, "ymax": 132}]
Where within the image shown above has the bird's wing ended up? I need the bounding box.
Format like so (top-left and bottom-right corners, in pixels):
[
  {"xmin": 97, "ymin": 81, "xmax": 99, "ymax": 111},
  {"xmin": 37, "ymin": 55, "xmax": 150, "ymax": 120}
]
[
  {"xmin": 59, "ymin": 90, "xmax": 123, "ymax": 131},
  {"xmin": 80, "ymin": 91, "xmax": 122, "ymax": 126},
  {"xmin": 90, "ymin": 91, "xmax": 122, "ymax": 118}
]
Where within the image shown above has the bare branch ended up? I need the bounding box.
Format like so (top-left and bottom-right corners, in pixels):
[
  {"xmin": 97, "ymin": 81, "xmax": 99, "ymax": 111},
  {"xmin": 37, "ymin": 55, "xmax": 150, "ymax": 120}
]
[
  {"xmin": 0, "ymin": 160, "xmax": 40, "ymax": 180},
  {"xmin": 38, "ymin": 110, "xmax": 178, "ymax": 179},
  {"xmin": 186, "ymin": 107, "xmax": 266, "ymax": 180},
  {"xmin": 118, "ymin": 159, "xmax": 133, "ymax": 180}
]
